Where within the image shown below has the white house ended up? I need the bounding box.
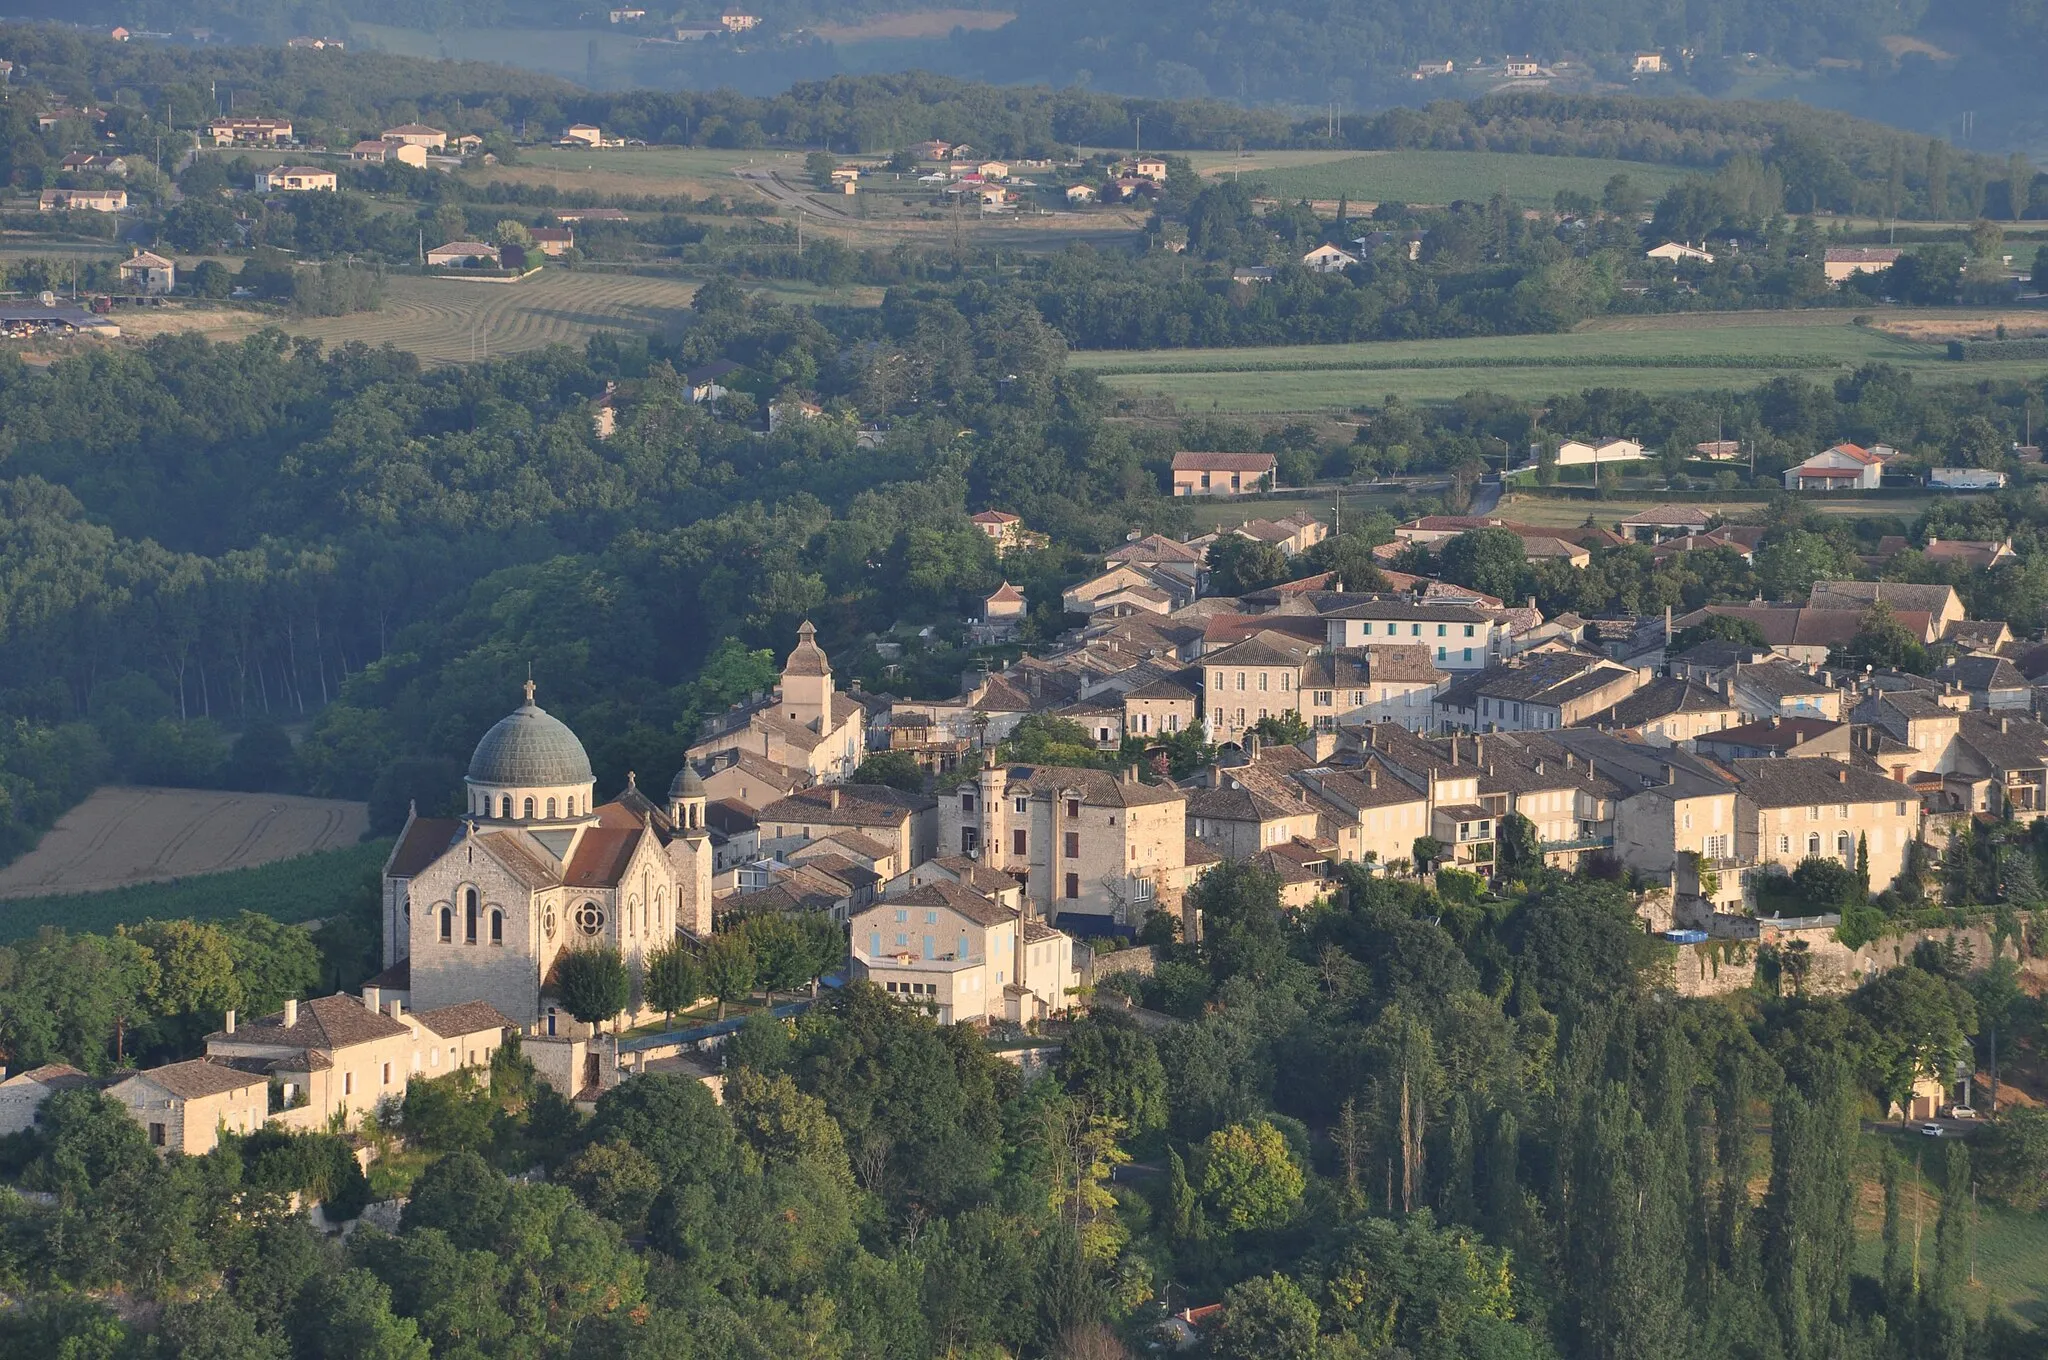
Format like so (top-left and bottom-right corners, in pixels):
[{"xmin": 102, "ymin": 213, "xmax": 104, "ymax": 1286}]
[
  {"xmin": 1646, "ymin": 242, "xmax": 1714, "ymax": 264},
  {"xmin": 1784, "ymin": 443, "xmax": 1883, "ymax": 492},
  {"xmin": 1551, "ymin": 438, "xmax": 1647, "ymax": 469},
  {"xmin": 1303, "ymin": 243, "xmax": 1360, "ymax": 273}
]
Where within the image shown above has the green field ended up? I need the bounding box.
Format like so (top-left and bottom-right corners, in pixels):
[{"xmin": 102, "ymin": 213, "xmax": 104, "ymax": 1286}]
[
  {"xmin": 1229, "ymin": 150, "xmax": 1694, "ymax": 208},
  {"xmin": 515, "ymin": 145, "xmax": 793, "ymax": 180},
  {"xmin": 1072, "ymin": 309, "xmax": 2048, "ymax": 410},
  {"xmin": 0, "ymin": 839, "xmax": 390, "ymax": 942}
]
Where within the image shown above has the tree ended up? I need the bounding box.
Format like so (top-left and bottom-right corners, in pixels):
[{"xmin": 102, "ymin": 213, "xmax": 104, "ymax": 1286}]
[
  {"xmin": 1671, "ymin": 614, "xmax": 1768, "ymax": 651},
  {"xmin": 1977, "ymin": 1105, "xmax": 2048, "ymax": 1210},
  {"xmin": 1198, "ymin": 1119, "xmax": 1304, "ymax": 1232},
  {"xmin": 1849, "ymin": 965, "xmax": 1977, "ymax": 1119},
  {"xmin": 701, "ymin": 931, "xmax": 757, "ymax": 1020},
  {"xmin": 1249, "ymin": 711, "xmax": 1309, "ymax": 746},
  {"xmin": 1835, "ymin": 601, "xmax": 1927, "ymax": 673},
  {"xmin": 851, "ymin": 750, "xmax": 925, "ymax": 791},
  {"xmin": 1412, "ymin": 835, "xmax": 1447, "ymax": 873},
  {"xmin": 1791, "ymin": 855, "xmax": 1860, "ymax": 913},
  {"xmin": 558, "ymin": 1137, "xmax": 663, "ymax": 1230},
  {"xmin": 1496, "ymin": 812, "xmax": 1541, "ymax": 873},
  {"xmin": 643, "ymin": 938, "xmax": 702, "ymax": 1022},
  {"xmin": 554, "ymin": 946, "xmax": 630, "ymax": 1033},
  {"xmin": 1206, "ymin": 534, "xmax": 1290, "ymax": 595},
  {"xmin": 805, "ymin": 150, "xmax": 837, "ymax": 189},
  {"xmin": 583, "ymin": 1071, "xmax": 738, "ymax": 1187},
  {"xmin": 1060, "ymin": 1014, "xmax": 1168, "ymax": 1134},
  {"xmin": 1212, "ymin": 1274, "xmax": 1320, "ymax": 1360},
  {"xmin": 1439, "ymin": 528, "xmax": 1527, "ymax": 601}
]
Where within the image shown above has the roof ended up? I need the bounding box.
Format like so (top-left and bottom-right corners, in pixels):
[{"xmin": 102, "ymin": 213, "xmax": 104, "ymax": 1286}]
[
  {"xmin": 467, "ymin": 687, "xmax": 593, "ymax": 786},
  {"xmin": 1202, "ymin": 633, "xmax": 1314, "ymax": 669},
  {"xmin": 1696, "ymin": 717, "xmax": 1843, "ymax": 751},
  {"xmin": 1124, "ymin": 675, "xmax": 1198, "ymax": 701},
  {"xmin": 1955, "ymin": 712, "xmax": 2048, "ymax": 770},
  {"xmin": 1184, "ymin": 838, "xmax": 1225, "ymax": 865},
  {"xmin": 885, "ymin": 879, "xmax": 1015, "ymax": 928},
  {"xmin": 0, "ymin": 1063, "xmax": 92, "ymax": 1090},
  {"xmin": 219, "ymin": 993, "xmax": 412, "ymax": 1050},
  {"xmin": 1587, "ymin": 678, "xmax": 1733, "ymax": 726},
  {"xmin": 1108, "ymin": 534, "xmax": 1205, "ymax": 565},
  {"xmin": 1729, "ymin": 758, "xmax": 1910, "ymax": 807},
  {"xmin": 1736, "ymin": 661, "xmax": 1835, "ymax": 698},
  {"xmin": 759, "ymin": 783, "xmax": 936, "ymax": 828},
  {"xmin": 384, "ymin": 122, "xmax": 445, "ymax": 134},
  {"xmin": 564, "ymin": 826, "xmax": 642, "ymax": 887},
  {"xmin": 805, "ymin": 828, "xmax": 896, "ymax": 860},
  {"xmin": 971, "ymin": 509, "xmax": 1021, "ymax": 525},
  {"xmin": 121, "ymin": 250, "xmax": 175, "ymax": 269},
  {"xmin": 928, "ymin": 855, "xmax": 1022, "ymax": 896},
  {"xmin": 1004, "ymin": 764, "xmax": 1184, "ymax": 808},
  {"xmin": 986, "ymin": 582, "xmax": 1026, "ymax": 605},
  {"xmin": 1618, "ymin": 503, "xmax": 1714, "ymax": 528},
  {"xmin": 387, "ymin": 816, "xmax": 461, "ymax": 878},
  {"xmin": 1171, "ymin": 451, "xmax": 1276, "ymax": 473},
  {"xmin": 1442, "ymin": 654, "xmax": 1638, "ymax": 710},
  {"xmin": 1937, "ymin": 655, "xmax": 2029, "ymax": 693},
  {"xmin": 128, "ymin": 1059, "xmax": 265, "ymax": 1100},
  {"xmin": 1824, "ymin": 246, "xmax": 1904, "ymax": 263},
  {"xmin": 783, "ymin": 619, "xmax": 831, "ymax": 677},
  {"xmin": 1807, "ymin": 581, "xmax": 1959, "ymax": 615},
  {"xmin": 415, "ymin": 1001, "xmax": 516, "ymax": 1039},
  {"xmin": 1324, "ymin": 598, "xmax": 1491, "ymax": 623}
]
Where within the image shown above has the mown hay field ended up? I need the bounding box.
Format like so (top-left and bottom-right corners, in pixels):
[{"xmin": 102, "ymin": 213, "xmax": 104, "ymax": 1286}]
[
  {"xmin": 0, "ymin": 786, "xmax": 369, "ymax": 901},
  {"xmin": 1071, "ymin": 308, "xmax": 2048, "ymax": 410}
]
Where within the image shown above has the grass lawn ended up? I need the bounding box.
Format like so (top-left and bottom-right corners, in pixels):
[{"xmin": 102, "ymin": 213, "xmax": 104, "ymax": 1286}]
[
  {"xmin": 1853, "ymin": 1125, "xmax": 2048, "ymax": 1328},
  {"xmin": 1071, "ymin": 309, "xmax": 2048, "ymax": 410},
  {"xmin": 0, "ymin": 839, "xmax": 389, "ymax": 941},
  {"xmin": 1228, "ymin": 149, "xmax": 1693, "ymax": 208},
  {"xmin": 1175, "ymin": 488, "xmax": 1411, "ymax": 531}
]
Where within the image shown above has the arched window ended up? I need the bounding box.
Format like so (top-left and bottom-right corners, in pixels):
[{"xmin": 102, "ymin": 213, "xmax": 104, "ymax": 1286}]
[
  {"xmin": 438, "ymin": 907, "xmax": 452, "ymax": 942},
  {"xmin": 489, "ymin": 909, "xmax": 503, "ymax": 945},
  {"xmin": 1837, "ymin": 832, "xmax": 1852, "ymax": 859},
  {"xmin": 575, "ymin": 901, "xmax": 605, "ymax": 936},
  {"xmin": 1807, "ymin": 832, "xmax": 1821, "ymax": 855},
  {"xmin": 546, "ymin": 797, "xmax": 557, "ymax": 818},
  {"xmin": 500, "ymin": 795, "xmax": 513, "ymax": 818},
  {"xmin": 523, "ymin": 797, "xmax": 536, "ymax": 819},
  {"xmin": 465, "ymin": 894, "xmax": 477, "ymax": 944}
]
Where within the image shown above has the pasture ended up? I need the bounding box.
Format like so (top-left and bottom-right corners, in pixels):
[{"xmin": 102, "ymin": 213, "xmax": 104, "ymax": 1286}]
[
  {"xmin": 1071, "ymin": 309, "xmax": 2048, "ymax": 411},
  {"xmin": 1209, "ymin": 149, "xmax": 1694, "ymax": 208},
  {"xmin": 0, "ymin": 839, "xmax": 390, "ymax": 942},
  {"xmin": 0, "ymin": 786, "xmax": 368, "ymax": 901}
]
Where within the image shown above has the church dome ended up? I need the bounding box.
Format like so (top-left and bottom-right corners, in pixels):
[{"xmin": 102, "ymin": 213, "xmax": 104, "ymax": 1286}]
[
  {"xmin": 668, "ymin": 760, "xmax": 707, "ymax": 800},
  {"xmin": 467, "ymin": 684, "xmax": 594, "ymax": 788}
]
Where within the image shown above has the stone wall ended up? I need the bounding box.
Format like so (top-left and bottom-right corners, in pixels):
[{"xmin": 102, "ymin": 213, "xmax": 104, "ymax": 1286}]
[{"xmin": 1671, "ymin": 921, "xmax": 2011, "ymax": 998}]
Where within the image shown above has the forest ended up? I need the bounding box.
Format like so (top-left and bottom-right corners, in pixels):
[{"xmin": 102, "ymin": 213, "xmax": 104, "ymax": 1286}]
[{"xmin": 0, "ymin": 859, "xmax": 2040, "ymax": 1359}]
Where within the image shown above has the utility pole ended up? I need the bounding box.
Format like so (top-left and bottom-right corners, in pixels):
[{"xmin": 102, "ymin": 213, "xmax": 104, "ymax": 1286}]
[{"xmin": 1134, "ymin": 114, "xmax": 1142, "ymax": 158}]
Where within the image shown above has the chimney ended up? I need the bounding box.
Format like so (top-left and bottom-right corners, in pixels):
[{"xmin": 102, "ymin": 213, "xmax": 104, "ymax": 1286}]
[
  {"xmin": 284, "ymin": 998, "xmax": 298, "ymax": 1028},
  {"xmin": 363, "ymin": 985, "xmax": 380, "ymax": 1014},
  {"xmin": 1368, "ymin": 767, "xmax": 1378, "ymax": 789},
  {"xmin": 1662, "ymin": 763, "xmax": 1675, "ymax": 785},
  {"xmin": 387, "ymin": 999, "xmax": 404, "ymax": 1019},
  {"xmin": 1770, "ymin": 714, "xmax": 1781, "ymax": 728},
  {"xmin": 1247, "ymin": 733, "xmax": 1261, "ymax": 758},
  {"xmin": 224, "ymin": 1009, "xmax": 235, "ymax": 1035},
  {"xmin": 1836, "ymin": 767, "xmax": 1847, "ymax": 784},
  {"xmin": 1792, "ymin": 730, "xmax": 1804, "ymax": 746},
  {"xmin": 1450, "ymin": 734, "xmax": 1459, "ymax": 766},
  {"xmin": 2003, "ymin": 717, "xmax": 2012, "ymax": 733},
  {"xmin": 1535, "ymin": 759, "xmax": 1544, "ymax": 775},
  {"xmin": 829, "ymin": 787, "xmax": 841, "ymax": 809}
]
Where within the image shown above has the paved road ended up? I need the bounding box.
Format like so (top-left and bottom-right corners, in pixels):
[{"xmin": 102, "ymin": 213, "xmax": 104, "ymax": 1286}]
[
  {"xmin": 732, "ymin": 166, "xmax": 854, "ymax": 220},
  {"xmin": 1468, "ymin": 476, "xmax": 1503, "ymax": 516}
]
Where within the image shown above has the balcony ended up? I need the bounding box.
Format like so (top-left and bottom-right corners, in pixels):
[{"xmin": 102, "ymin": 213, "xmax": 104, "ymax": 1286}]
[{"xmin": 1540, "ymin": 835, "xmax": 1613, "ymax": 853}]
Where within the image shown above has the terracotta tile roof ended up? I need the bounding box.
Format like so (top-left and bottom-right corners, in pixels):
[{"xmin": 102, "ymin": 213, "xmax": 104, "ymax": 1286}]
[
  {"xmin": 1730, "ymin": 757, "xmax": 1910, "ymax": 806},
  {"xmin": 565, "ymin": 826, "xmax": 641, "ymax": 887},
  {"xmin": 1172, "ymin": 451, "xmax": 1276, "ymax": 473},
  {"xmin": 1005, "ymin": 763, "xmax": 1184, "ymax": 808},
  {"xmin": 131, "ymin": 1059, "xmax": 266, "ymax": 1100},
  {"xmin": 1184, "ymin": 837, "xmax": 1224, "ymax": 865},
  {"xmin": 0, "ymin": 1063, "xmax": 93, "ymax": 1090},
  {"xmin": 1695, "ymin": 717, "xmax": 1843, "ymax": 751},
  {"xmin": 415, "ymin": 1001, "xmax": 516, "ymax": 1039},
  {"xmin": 223, "ymin": 993, "xmax": 412, "ymax": 1050},
  {"xmin": 886, "ymin": 879, "xmax": 1015, "ymax": 927},
  {"xmin": 387, "ymin": 817, "xmax": 461, "ymax": 878},
  {"xmin": 477, "ymin": 831, "xmax": 562, "ymax": 889}
]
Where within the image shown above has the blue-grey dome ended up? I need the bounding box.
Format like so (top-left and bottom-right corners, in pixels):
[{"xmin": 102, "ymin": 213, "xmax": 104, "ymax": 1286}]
[{"xmin": 467, "ymin": 687, "xmax": 593, "ymax": 787}]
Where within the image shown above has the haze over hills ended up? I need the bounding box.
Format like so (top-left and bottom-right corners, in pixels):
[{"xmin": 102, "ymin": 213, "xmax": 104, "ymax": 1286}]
[{"xmin": 11, "ymin": 0, "xmax": 2048, "ymax": 150}]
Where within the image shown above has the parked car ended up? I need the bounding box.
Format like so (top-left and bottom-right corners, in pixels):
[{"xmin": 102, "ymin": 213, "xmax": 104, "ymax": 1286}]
[
  {"xmin": 1920, "ymin": 1123, "xmax": 1946, "ymax": 1137},
  {"xmin": 1945, "ymin": 1106, "xmax": 1978, "ymax": 1119}
]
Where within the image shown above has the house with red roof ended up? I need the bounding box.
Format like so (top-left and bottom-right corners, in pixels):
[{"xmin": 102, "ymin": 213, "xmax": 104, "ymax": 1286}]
[
  {"xmin": 1784, "ymin": 442, "xmax": 1883, "ymax": 491},
  {"xmin": 1171, "ymin": 451, "xmax": 1276, "ymax": 497}
]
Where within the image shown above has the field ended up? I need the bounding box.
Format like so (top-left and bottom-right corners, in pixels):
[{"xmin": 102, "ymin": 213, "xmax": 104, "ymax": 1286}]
[
  {"xmin": 0, "ymin": 786, "xmax": 369, "ymax": 901},
  {"xmin": 1202, "ymin": 149, "xmax": 1694, "ymax": 208},
  {"xmin": 0, "ymin": 839, "xmax": 391, "ymax": 942},
  {"xmin": 810, "ymin": 8, "xmax": 1015, "ymax": 41},
  {"xmin": 1071, "ymin": 308, "xmax": 2048, "ymax": 410},
  {"xmin": 349, "ymin": 21, "xmax": 644, "ymax": 84}
]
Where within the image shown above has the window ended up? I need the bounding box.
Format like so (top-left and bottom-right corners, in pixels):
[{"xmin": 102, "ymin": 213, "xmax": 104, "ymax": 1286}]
[
  {"xmin": 523, "ymin": 797, "xmax": 535, "ymax": 819},
  {"xmin": 1807, "ymin": 833, "xmax": 1820, "ymax": 854},
  {"xmin": 1065, "ymin": 831, "xmax": 1081, "ymax": 858},
  {"xmin": 575, "ymin": 901, "xmax": 605, "ymax": 936},
  {"xmin": 961, "ymin": 792, "xmax": 976, "ymax": 813},
  {"xmin": 343, "ymin": 1072, "xmax": 354, "ymax": 1097},
  {"xmin": 542, "ymin": 905, "xmax": 556, "ymax": 940},
  {"xmin": 546, "ymin": 797, "xmax": 557, "ymax": 818},
  {"xmin": 1258, "ymin": 672, "xmax": 1268, "ymax": 692},
  {"xmin": 1279, "ymin": 673, "xmax": 1291, "ymax": 692},
  {"xmin": 1683, "ymin": 812, "xmax": 1693, "ymax": 830},
  {"xmin": 1410, "ymin": 624, "xmax": 1421, "ymax": 637},
  {"xmin": 1236, "ymin": 672, "xmax": 1246, "ymax": 691},
  {"xmin": 1211, "ymin": 670, "xmax": 1224, "ymax": 693},
  {"xmin": 1705, "ymin": 835, "xmax": 1728, "ymax": 859},
  {"xmin": 490, "ymin": 910, "xmax": 503, "ymax": 945},
  {"xmin": 1437, "ymin": 647, "xmax": 1446, "ymax": 661},
  {"xmin": 1013, "ymin": 829, "xmax": 1028, "ymax": 856},
  {"xmin": 500, "ymin": 796, "xmax": 513, "ymax": 818},
  {"xmin": 1437, "ymin": 624, "xmax": 1447, "ymax": 637},
  {"xmin": 960, "ymin": 827, "xmax": 978, "ymax": 854},
  {"xmin": 1066, "ymin": 797, "xmax": 1081, "ymax": 819},
  {"xmin": 1464, "ymin": 625, "xmax": 1475, "ymax": 638},
  {"xmin": 438, "ymin": 907, "xmax": 452, "ymax": 943},
  {"xmin": 149, "ymin": 1122, "xmax": 166, "ymax": 1147},
  {"xmin": 1014, "ymin": 796, "xmax": 1028, "ymax": 814},
  {"xmin": 465, "ymin": 898, "xmax": 477, "ymax": 945},
  {"xmin": 1168, "ymin": 714, "xmax": 1181, "ymax": 732},
  {"xmin": 1064, "ymin": 872, "xmax": 1080, "ymax": 899},
  {"xmin": 1808, "ymin": 806, "xmax": 1819, "ymax": 820},
  {"xmin": 382, "ymin": 1062, "xmax": 392, "ymax": 1086},
  {"xmin": 1896, "ymin": 802, "xmax": 1907, "ymax": 816},
  {"xmin": 1837, "ymin": 832, "xmax": 1852, "ymax": 858},
  {"xmin": 1778, "ymin": 836, "xmax": 1790, "ymax": 854}
]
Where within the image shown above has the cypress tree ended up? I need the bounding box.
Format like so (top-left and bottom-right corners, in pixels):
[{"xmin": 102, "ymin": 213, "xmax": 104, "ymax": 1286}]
[
  {"xmin": 1482, "ymin": 1107, "xmax": 1521, "ymax": 1244},
  {"xmin": 1760, "ymin": 1081, "xmax": 1855, "ymax": 1360},
  {"xmin": 1929, "ymin": 1142, "xmax": 1971, "ymax": 1360},
  {"xmin": 1441, "ymin": 1092, "xmax": 1476, "ymax": 1226},
  {"xmin": 1881, "ymin": 1144, "xmax": 1912, "ymax": 1309}
]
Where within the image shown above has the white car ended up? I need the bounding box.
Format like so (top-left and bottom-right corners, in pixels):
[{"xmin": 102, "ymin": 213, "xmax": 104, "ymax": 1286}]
[
  {"xmin": 1946, "ymin": 1106, "xmax": 1978, "ymax": 1120},
  {"xmin": 1920, "ymin": 1123, "xmax": 1946, "ymax": 1137}
]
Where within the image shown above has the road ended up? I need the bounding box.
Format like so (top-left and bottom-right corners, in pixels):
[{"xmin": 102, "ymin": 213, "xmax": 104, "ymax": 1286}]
[
  {"xmin": 732, "ymin": 166, "xmax": 854, "ymax": 220},
  {"xmin": 1468, "ymin": 476, "xmax": 1503, "ymax": 516}
]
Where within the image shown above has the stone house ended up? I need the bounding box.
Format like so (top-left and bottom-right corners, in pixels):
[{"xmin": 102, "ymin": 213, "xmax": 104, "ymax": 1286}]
[
  {"xmin": 1170, "ymin": 451, "xmax": 1276, "ymax": 497},
  {"xmin": 1122, "ymin": 675, "xmax": 1198, "ymax": 739},
  {"xmin": 850, "ymin": 879, "xmax": 1076, "ymax": 1023},
  {"xmin": 1730, "ymin": 758, "xmax": 1918, "ymax": 892},
  {"xmin": 1321, "ymin": 599, "xmax": 1502, "ymax": 670},
  {"xmin": 755, "ymin": 783, "xmax": 938, "ymax": 871},
  {"xmin": 0, "ymin": 1064, "xmax": 95, "ymax": 1136},
  {"xmin": 1435, "ymin": 654, "xmax": 1647, "ymax": 732},
  {"xmin": 108, "ymin": 1061, "xmax": 270, "ymax": 1155}
]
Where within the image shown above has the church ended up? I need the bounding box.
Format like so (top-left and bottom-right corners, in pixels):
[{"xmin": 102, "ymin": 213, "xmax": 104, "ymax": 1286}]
[
  {"xmin": 374, "ymin": 623, "xmax": 861, "ymax": 1031},
  {"xmin": 376, "ymin": 679, "xmax": 715, "ymax": 1030}
]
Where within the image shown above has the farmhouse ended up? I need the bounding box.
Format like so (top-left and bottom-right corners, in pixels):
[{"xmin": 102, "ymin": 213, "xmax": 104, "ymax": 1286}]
[
  {"xmin": 40, "ymin": 187, "xmax": 126, "ymax": 212},
  {"xmin": 1550, "ymin": 438, "xmax": 1646, "ymax": 469},
  {"xmin": 264, "ymin": 165, "xmax": 337, "ymax": 191},
  {"xmin": 561, "ymin": 124, "xmax": 605, "ymax": 146},
  {"xmin": 1303, "ymin": 243, "xmax": 1360, "ymax": 273},
  {"xmin": 530, "ymin": 227, "xmax": 575, "ymax": 256},
  {"xmin": 1065, "ymin": 183, "xmax": 1096, "ymax": 203},
  {"xmin": 351, "ymin": 139, "xmax": 427, "ymax": 166},
  {"xmin": 118, "ymin": 250, "xmax": 176, "ymax": 295},
  {"xmin": 1171, "ymin": 450, "xmax": 1276, "ymax": 496},
  {"xmin": 426, "ymin": 241, "xmax": 502, "ymax": 267},
  {"xmin": 207, "ymin": 116, "xmax": 292, "ymax": 145}
]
